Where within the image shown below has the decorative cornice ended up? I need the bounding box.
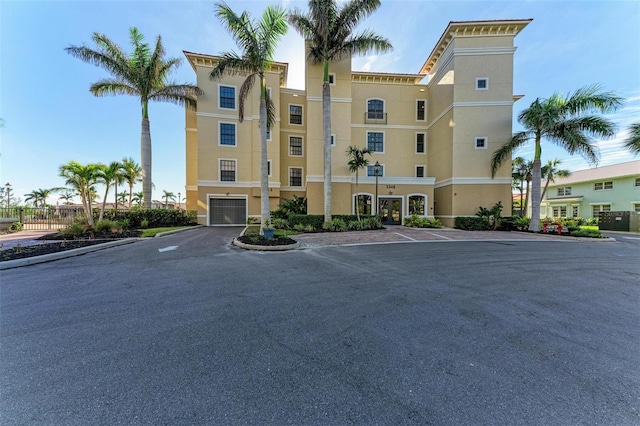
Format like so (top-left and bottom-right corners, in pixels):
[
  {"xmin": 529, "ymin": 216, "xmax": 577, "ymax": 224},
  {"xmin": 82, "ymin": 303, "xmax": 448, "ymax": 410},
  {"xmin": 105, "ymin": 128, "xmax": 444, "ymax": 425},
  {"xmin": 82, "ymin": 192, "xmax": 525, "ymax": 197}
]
[
  {"xmin": 435, "ymin": 177, "xmax": 511, "ymax": 188},
  {"xmin": 420, "ymin": 19, "xmax": 532, "ymax": 75},
  {"xmin": 352, "ymin": 71, "xmax": 424, "ymax": 84},
  {"xmin": 307, "ymin": 97, "xmax": 352, "ymax": 103}
]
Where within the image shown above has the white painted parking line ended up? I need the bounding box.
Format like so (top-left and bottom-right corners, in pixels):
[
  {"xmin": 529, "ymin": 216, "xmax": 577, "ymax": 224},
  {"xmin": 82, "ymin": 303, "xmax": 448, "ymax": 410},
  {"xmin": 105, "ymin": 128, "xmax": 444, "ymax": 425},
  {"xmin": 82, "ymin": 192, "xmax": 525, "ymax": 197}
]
[
  {"xmin": 394, "ymin": 233, "xmax": 416, "ymax": 241},
  {"xmin": 621, "ymin": 237, "xmax": 640, "ymax": 240},
  {"xmin": 426, "ymin": 232, "xmax": 453, "ymax": 240},
  {"xmin": 158, "ymin": 246, "xmax": 178, "ymax": 252}
]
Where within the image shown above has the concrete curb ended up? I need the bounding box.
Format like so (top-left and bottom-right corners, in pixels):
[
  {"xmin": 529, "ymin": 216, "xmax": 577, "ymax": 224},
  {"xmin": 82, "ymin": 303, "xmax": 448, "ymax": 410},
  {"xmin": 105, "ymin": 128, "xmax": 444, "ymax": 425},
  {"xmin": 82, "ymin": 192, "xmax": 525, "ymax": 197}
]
[
  {"xmin": 0, "ymin": 239, "xmax": 139, "ymax": 270},
  {"xmin": 154, "ymin": 225, "xmax": 204, "ymax": 238}
]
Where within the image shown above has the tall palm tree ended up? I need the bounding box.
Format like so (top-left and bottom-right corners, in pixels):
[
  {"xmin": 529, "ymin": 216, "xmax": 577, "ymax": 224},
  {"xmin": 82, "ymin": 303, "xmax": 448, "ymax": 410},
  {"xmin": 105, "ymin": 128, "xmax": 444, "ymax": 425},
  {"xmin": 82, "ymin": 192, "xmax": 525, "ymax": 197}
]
[
  {"xmin": 59, "ymin": 161, "xmax": 100, "ymax": 226},
  {"xmin": 121, "ymin": 157, "xmax": 143, "ymax": 209},
  {"xmin": 132, "ymin": 191, "xmax": 144, "ymax": 207},
  {"xmin": 624, "ymin": 122, "xmax": 640, "ymax": 155},
  {"xmin": 25, "ymin": 188, "xmax": 52, "ymax": 208},
  {"xmin": 491, "ymin": 85, "xmax": 622, "ymax": 231},
  {"xmin": 162, "ymin": 190, "xmax": 176, "ymax": 208},
  {"xmin": 346, "ymin": 145, "xmax": 372, "ymax": 220},
  {"xmin": 211, "ymin": 2, "xmax": 288, "ymax": 233},
  {"xmin": 289, "ymin": 0, "xmax": 392, "ymax": 223},
  {"xmin": 96, "ymin": 161, "xmax": 124, "ymax": 222},
  {"xmin": 116, "ymin": 191, "xmax": 128, "ymax": 206},
  {"xmin": 540, "ymin": 159, "xmax": 571, "ymax": 202},
  {"xmin": 511, "ymin": 157, "xmax": 530, "ymax": 217},
  {"xmin": 66, "ymin": 28, "xmax": 201, "ymax": 209}
]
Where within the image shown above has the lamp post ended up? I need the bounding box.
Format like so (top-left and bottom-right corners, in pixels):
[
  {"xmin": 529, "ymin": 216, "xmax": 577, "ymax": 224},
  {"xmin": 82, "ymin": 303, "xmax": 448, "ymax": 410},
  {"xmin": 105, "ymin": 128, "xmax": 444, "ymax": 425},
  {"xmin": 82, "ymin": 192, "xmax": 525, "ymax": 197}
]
[
  {"xmin": 373, "ymin": 162, "xmax": 380, "ymax": 216},
  {"xmin": 177, "ymin": 192, "xmax": 181, "ymax": 210},
  {"xmin": 4, "ymin": 182, "xmax": 11, "ymax": 215}
]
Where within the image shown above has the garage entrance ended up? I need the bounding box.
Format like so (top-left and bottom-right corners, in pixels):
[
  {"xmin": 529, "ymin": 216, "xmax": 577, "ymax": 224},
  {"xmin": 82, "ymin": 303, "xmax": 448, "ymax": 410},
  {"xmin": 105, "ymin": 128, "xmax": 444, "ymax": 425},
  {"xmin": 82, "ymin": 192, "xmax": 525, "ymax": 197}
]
[{"xmin": 209, "ymin": 198, "xmax": 246, "ymax": 225}]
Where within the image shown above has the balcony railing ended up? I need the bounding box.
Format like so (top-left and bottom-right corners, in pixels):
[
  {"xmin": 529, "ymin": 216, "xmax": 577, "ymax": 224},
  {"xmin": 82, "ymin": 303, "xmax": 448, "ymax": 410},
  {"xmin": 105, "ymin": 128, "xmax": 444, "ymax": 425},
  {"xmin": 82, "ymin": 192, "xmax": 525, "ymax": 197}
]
[{"xmin": 364, "ymin": 112, "xmax": 387, "ymax": 124}]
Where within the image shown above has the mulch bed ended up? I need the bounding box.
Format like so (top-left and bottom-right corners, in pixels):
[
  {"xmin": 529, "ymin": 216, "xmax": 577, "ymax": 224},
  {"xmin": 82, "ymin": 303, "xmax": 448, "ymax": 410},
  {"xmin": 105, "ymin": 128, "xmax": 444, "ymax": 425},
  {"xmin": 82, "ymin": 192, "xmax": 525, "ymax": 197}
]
[
  {"xmin": 1, "ymin": 230, "xmax": 142, "ymax": 262},
  {"xmin": 237, "ymin": 235, "xmax": 297, "ymax": 246}
]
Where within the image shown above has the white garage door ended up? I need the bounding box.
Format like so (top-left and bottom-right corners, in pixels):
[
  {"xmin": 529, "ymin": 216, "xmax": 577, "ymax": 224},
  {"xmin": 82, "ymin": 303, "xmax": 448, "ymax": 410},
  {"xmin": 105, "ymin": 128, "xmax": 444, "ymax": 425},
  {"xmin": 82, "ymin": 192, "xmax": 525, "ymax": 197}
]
[{"xmin": 209, "ymin": 198, "xmax": 246, "ymax": 225}]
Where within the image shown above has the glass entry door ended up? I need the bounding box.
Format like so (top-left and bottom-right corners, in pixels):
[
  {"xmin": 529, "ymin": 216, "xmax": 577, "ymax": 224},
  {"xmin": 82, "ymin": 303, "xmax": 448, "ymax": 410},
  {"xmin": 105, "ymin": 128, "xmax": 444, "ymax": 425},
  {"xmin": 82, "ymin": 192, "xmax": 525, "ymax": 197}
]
[{"xmin": 378, "ymin": 198, "xmax": 402, "ymax": 225}]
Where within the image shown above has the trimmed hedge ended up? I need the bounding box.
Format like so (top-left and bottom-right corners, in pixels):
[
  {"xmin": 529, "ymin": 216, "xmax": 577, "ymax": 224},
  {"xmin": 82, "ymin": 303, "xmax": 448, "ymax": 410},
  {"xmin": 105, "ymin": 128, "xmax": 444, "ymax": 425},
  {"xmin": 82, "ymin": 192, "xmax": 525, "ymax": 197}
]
[
  {"xmin": 100, "ymin": 209, "xmax": 197, "ymax": 228},
  {"xmin": 454, "ymin": 216, "xmax": 491, "ymax": 231},
  {"xmin": 288, "ymin": 214, "xmax": 379, "ymax": 231}
]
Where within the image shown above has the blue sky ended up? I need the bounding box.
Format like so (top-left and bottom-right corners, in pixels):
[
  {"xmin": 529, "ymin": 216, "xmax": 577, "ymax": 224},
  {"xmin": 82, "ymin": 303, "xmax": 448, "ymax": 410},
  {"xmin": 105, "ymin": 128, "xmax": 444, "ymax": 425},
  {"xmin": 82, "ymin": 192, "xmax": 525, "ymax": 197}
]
[{"xmin": 1, "ymin": 0, "xmax": 638, "ymax": 205}]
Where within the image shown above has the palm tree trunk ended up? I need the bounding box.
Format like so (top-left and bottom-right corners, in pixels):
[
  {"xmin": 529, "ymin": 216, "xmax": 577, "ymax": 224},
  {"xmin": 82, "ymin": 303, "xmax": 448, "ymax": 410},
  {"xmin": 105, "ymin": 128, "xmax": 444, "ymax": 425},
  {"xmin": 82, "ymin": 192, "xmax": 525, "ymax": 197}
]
[
  {"xmin": 355, "ymin": 170, "xmax": 360, "ymax": 221},
  {"xmin": 323, "ymin": 77, "xmax": 332, "ymax": 223},
  {"xmin": 99, "ymin": 184, "xmax": 109, "ymax": 222},
  {"xmin": 540, "ymin": 180, "xmax": 550, "ymax": 203},
  {"xmin": 129, "ymin": 185, "xmax": 133, "ymax": 209},
  {"xmin": 529, "ymin": 140, "xmax": 542, "ymax": 232},
  {"xmin": 141, "ymin": 116, "xmax": 152, "ymax": 209},
  {"xmin": 259, "ymin": 78, "xmax": 270, "ymax": 234}
]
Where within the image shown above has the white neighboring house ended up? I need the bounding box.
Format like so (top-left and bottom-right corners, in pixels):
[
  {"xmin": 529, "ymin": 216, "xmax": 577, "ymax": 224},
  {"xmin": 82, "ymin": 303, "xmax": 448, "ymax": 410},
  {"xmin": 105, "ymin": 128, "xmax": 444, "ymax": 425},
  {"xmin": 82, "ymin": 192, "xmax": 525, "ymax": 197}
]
[{"xmin": 538, "ymin": 160, "xmax": 640, "ymax": 219}]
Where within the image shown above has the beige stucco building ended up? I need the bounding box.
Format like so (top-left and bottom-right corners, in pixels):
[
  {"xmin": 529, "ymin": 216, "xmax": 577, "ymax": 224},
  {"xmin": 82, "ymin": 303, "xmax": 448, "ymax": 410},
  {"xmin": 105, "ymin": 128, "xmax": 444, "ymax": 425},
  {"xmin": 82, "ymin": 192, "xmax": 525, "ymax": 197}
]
[{"xmin": 184, "ymin": 19, "xmax": 531, "ymax": 226}]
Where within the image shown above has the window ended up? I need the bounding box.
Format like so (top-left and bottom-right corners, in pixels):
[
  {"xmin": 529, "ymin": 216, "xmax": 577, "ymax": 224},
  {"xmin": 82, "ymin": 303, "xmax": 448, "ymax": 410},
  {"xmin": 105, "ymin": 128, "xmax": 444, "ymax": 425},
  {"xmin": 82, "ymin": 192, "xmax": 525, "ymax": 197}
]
[
  {"xmin": 552, "ymin": 206, "xmax": 567, "ymax": 218},
  {"xmin": 219, "ymin": 85, "xmax": 235, "ymax": 109},
  {"xmin": 289, "ymin": 136, "xmax": 303, "ymax": 156},
  {"xmin": 367, "ymin": 99, "xmax": 384, "ymax": 120},
  {"xmin": 266, "ymin": 128, "xmax": 271, "ymax": 141},
  {"xmin": 220, "ymin": 159, "xmax": 236, "ymax": 182},
  {"xmin": 416, "ymin": 133, "xmax": 425, "ymax": 154},
  {"xmin": 594, "ymin": 181, "xmax": 613, "ymax": 190},
  {"xmin": 328, "ymin": 73, "xmax": 336, "ymax": 85},
  {"xmin": 220, "ymin": 123, "xmax": 236, "ymax": 146},
  {"xmin": 267, "ymin": 160, "xmax": 272, "ymax": 177},
  {"xmin": 289, "ymin": 105, "xmax": 303, "ymax": 125},
  {"xmin": 635, "ymin": 178, "xmax": 640, "ymax": 187},
  {"xmin": 355, "ymin": 194, "xmax": 372, "ymax": 215},
  {"xmin": 367, "ymin": 164, "xmax": 383, "ymax": 177},
  {"xmin": 331, "ymin": 134, "xmax": 336, "ymax": 146},
  {"xmin": 476, "ymin": 78, "xmax": 489, "ymax": 90},
  {"xmin": 592, "ymin": 204, "xmax": 611, "ymax": 217},
  {"xmin": 572, "ymin": 205, "xmax": 579, "ymax": 218},
  {"xmin": 289, "ymin": 167, "xmax": 303, "ymax": 187},
  {"xmin": 416, "ymin": 166, "xmax": 425, "ymax": 178},
  {"xmin": 474, "ymin": 137, "xmax": 487, "ymax": 149},
  {"xmin": 367, "ymin": 132, "xmax": 384, "ymax": 152},
  {"xmin": 634, "ymin": 203, "xmax": 640, "ymax": 213},
  {"xmin": 409, "ymin": 195, "xmax": 425, "ymax": 215},
  {"xmin": 416, "ymin": 100, "xmax": 426, "ymax": 121},
  {"xmin": 557, "ymin": 187, "xmax": 572, "ymax": 196}
]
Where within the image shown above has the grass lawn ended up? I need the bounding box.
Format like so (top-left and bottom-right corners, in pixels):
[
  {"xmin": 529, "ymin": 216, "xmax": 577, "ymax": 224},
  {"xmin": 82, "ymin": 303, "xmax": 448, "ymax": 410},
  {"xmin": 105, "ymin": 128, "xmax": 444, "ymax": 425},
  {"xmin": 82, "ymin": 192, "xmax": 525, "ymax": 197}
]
[
  {"xmin": 140, "ymin": 226, "xmax": 193, "ymax": 238},
  {"xmin": 579, "ymin": 225, "xmax": 599, "ymax": 231}
]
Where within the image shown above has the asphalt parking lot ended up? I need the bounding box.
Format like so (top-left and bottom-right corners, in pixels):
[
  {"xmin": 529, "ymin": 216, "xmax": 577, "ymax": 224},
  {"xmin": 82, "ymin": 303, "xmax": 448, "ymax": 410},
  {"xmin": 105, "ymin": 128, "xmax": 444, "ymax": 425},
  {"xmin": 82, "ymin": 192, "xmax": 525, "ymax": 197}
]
[{"xmin": 1, "ymin": 227, "xmax": 639, "ymax": 425}]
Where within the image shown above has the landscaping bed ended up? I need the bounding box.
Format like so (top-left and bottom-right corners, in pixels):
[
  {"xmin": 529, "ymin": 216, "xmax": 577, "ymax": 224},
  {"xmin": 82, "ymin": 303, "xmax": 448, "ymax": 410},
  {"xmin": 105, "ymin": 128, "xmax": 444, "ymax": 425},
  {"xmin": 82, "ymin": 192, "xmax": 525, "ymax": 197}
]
[
  {"xmin": 1, "ymin": 240, "xmax": 113, "ymax": 262},
  {"xmin": 236, "ymin": 235, "xmax": 297, "ymax": 247}
]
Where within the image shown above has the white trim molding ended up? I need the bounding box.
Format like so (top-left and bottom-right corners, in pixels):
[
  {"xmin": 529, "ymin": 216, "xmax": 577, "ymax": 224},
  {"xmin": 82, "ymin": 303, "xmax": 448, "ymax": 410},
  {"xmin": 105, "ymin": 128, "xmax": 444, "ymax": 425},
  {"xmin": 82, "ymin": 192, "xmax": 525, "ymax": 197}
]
[{"xmin": 435, "ymin": 177, "xmax": 511, "ymax": 188}]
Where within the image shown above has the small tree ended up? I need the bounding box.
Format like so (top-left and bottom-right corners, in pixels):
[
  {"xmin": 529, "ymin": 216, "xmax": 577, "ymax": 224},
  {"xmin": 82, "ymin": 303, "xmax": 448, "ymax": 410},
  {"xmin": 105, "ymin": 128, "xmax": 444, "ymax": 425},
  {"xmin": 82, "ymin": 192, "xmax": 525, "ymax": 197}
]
[
  {"xmin": 162, "ymin": 190, "xmax": 176, "ymax": 208},
  {"xmin": 346, "ymin": 145, "xmax": 372, "ymax": 220}
]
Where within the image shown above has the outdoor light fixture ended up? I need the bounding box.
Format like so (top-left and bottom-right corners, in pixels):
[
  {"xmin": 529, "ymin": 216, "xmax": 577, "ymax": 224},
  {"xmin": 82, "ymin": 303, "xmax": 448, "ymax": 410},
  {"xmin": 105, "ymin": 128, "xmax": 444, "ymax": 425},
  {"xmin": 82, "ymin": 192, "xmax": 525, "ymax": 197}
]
[
  {"xmin": 374, "ymin": 161, "xmax": 380, "ymax": 216},
  {"xmin": 4, "ymin": 182, "xmax": 11, "ymax": 212}
]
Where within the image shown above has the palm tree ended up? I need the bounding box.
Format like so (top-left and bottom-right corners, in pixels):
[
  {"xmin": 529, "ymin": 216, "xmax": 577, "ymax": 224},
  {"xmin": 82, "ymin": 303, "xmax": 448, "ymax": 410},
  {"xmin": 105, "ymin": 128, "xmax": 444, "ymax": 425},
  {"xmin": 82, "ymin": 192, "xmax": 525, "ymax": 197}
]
[
  {"xmin": 66, "ymin": 28, "xmax": 201, "ymax": 209},
  {"xmin": 289, "ymin": 0, "xmax": 392, "ymax": 223},
  {"xmin": 162, "ymin": 190, "xmax": 176, "ymax": 208},
  {"xmin": 121, "ymin": 157, "xmax": 143, "ymax": 209},
  {"xmin": 116, "ymin": 191, "xmax": 128, "ymax": 206},
  {"xmin": 511, "ymin": 157, "xmax": 530, "ymax": 217},
  {"xmin": 58, "ymin": 190, "xmax": 77, "ymax": 205},
  {"xmin": 346, "ymin": 145, "xmax": 372, "ymax": 220},
  {"xmin": 132, "ymin": 191, "xmax": 144, "ymax": 207},
  {"xmin": 59, "ymin": 161, "xmax": 100, "ymax": 226},
  {"xmin": 491, "ymin": 85, "xmax": 622, "ymax": 232},
  {"xmin": 96, "ymin": 161, "xmax": 124, "ymax": 222},
  {"xmin": 211, "ymin": 2, "xmax": 288, "ymax": 233},
  {"xmin": 25, "ymin": 188, "xmax": 52, "ymax": 208},
  {"xmin": 624, "ymin": 122, "xmax": 640, "ymax": 155},
  {"xmin": 540, "ymin": 159, "xmax": 571, "ymax": 202}
]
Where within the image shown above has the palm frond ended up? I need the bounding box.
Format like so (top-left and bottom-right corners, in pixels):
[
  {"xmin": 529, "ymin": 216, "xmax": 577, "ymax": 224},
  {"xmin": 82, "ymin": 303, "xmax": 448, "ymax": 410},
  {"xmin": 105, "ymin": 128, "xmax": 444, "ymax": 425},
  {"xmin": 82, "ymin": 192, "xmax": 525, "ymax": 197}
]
[
  {"xmin": 149, "ymin": 83, "xmax": 201, "ymax": 110},
  {"xmin": 265, "ymin": 87, "xmax": 276, "ymax": 130},
  {"xmin": 65, "ymin": 42, "xmax": 130, "ymax": 82},
  {"xmin": 90, "ymin": 79, "xmax": 139, "ymax": 97},
  {"xmin": 491, "ymin": 132, "xmax": 530, "ymax": 177},
  {"xmin": 336, "ymin": 0, "xmax": 381, "ymax": 34},
  {"xmin": 258, "ymin": 5, "xmax": 288, "ymax": 62},
  {"xmin": 624, "ymin": 122, "xmax": 640, "ymax": 155},
  {"xmin": 210, "ymin": 53, "xmax": 253, "ymax": 79},
  {"xmin": 563, "ymin": 84, "xmax": 624, "ymax": 115},
  {"xmin": 238, "ymin": 73, "xmax": 258, "ymax": 123},
  {"xmin": 215, "ymin": 2, "xmax": 260, "ymax": 59},
  {"xmin": 343, "ymin": 30, "xmax": 393, "ymax": 58}
]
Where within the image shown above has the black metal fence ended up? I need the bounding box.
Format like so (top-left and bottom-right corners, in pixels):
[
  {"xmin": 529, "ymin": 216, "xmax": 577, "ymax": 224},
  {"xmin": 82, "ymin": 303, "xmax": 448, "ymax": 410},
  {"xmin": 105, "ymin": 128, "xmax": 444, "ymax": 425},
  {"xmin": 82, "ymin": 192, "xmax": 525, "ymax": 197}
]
[{"xmin": 0, "ymin": 207, "xmax": 83, "ymax": 230}]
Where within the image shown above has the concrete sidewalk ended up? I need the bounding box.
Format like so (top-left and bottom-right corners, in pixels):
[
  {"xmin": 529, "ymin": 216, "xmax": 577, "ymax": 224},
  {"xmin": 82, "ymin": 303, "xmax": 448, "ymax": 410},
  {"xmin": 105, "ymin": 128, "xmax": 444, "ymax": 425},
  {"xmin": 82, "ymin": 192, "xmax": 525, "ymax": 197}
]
[{"xmin": 0, "ymin": 230, "xmax": 59, "ymax": 250}]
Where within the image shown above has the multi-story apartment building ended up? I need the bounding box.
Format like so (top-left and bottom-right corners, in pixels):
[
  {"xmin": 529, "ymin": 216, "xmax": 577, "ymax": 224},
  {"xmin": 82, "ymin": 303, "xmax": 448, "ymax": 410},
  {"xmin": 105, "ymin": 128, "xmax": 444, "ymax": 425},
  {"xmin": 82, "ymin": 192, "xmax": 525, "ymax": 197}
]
[
  {"xmin": 540, "ymin": 160, "xmax": 640, "ymax": 219},
  {"xmin": 184, "ymin": 19, "xmax": 532, "ymax": 226}
]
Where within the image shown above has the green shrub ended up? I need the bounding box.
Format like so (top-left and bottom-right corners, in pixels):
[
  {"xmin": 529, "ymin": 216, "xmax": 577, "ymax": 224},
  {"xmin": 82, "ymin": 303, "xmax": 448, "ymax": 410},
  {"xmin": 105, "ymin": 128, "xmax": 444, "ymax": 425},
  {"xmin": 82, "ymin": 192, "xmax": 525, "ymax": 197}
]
[
  {"xmin": 455, "ymin": 216, "xmax": 491, "ymax": 231},
  {"xmin": 61, "ymin": 222, "xmax": 85, "ymax": 236},
  {"xmin": 271, "ymin": 218, "xmax": 289, "ymax": 229},
  {"xmin": 101, "ymin": 209, "xmax": 197, "ymax": 228},
  {"xmin": 476, "ymin": 201, "xmax": 503, "ymax": 230},
  {"xmin": 496, "ymin": 217, "xmax": 517, "ymax": 231},
  {"xmin": 570, "ymin": 228, "xmax": 603, "ymax": 238},
  {"xmin": 9, "ymin": 222, "xmax": 23, "ymax": 231},
  {"xmin": 95, "ymin": 220, "xmax": 117, "ymax": 233},
  {"xmin": 364, "ymin": 217, "xmax": 383, "ymax": 230},
  {"xmin": 289, "ymin": 214, "xmax": 324, "ymax": 231},
  {"xmin": 140, "ymin": 219, "xmax": 149, "ymax": 228},
  {"xmin": 586, "ymin": 217, "xmax": 599, "ymax": 226},
  {"xmin": 513, "ymin": 216, "xmax": 530, "ymax": 231},
  {"xmin": 271, "ymin": 195, "xmax": 307, "ymax": 219},
  {"xmin": 323, "ymin": 218, "xmax": 347, "ymax": 232},
  {"xmin": 293, "ymin": 223, "xmax": 315, "ymax": 232},
  {"xmin": 403, "ymin": 214, "xmax": 443, "ymax": 228}
]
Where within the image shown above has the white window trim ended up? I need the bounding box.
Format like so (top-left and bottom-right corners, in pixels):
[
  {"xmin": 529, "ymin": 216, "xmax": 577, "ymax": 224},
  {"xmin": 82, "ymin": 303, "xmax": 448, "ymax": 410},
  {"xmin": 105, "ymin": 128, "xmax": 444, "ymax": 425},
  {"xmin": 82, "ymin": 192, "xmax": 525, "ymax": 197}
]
[
  {"xmin": 594, "ymin": 181, "xmax": 614, "ymax": 191},
  {"xmin": 366, "ymin": 98, "xmax": 386, "ymax": 118},
  {"xmin": 352, "ymin": 192, "xmax": 374, "ymax": 215},
  {"xmin": 415, "ymin": 165, "xmax": 426, "ymax": 178},
  {"xmin": 218, "ymin": 122, "xmax": 237, "ymax": 147},
  {"xmin": 367, "ymin": 163, "xmax": 385, "ymax": 177},
  {"xmin": 475, "ymin": 77, "xmax": 489, "ymax": 91},
  {"xmin": 366, "ymin": 130, "xmax": 385, "ymax": 154},
  {"xmin": 407, "ymin": 193, "xmax": 428, "ymax": 217},
  {"xmin": 288, "ymin": 103, "xmax": 304, "ymax": 126},
  {"xmin": 267, "ymin": 160, "xmax": 272, "ymax": 177},
  {"xmin": 288, "ymin": 135, "xmax": 304, "ymax": 157},
  {"xmin": 218, "ymin": 84, "xmax": 237, "ymax": 111},
  {"xmin": 415, "ymin": 132, "xmax": 426, "ymax": 155},
  {"xmin": 219, "ymin": 158, "xmax": 237, "ymax": 182},
  {"xmin": 416, "ymin": 99, "xmax": 427, "ymax": 122},
  {"xmin": 474, "ymin": 136, "xmax": 488, "ymax": 150},
  {"xmin": 288, "ymin": 166, "xmax": 304, "ymax": 187},
  {"xmin": 328, "ymin": 73, "xmax": 336, "ymax": 86},
  {"xmin": 635, "ymin": 178, "xmax": 640, "ymax": 187},
  {"xmin": 571, "ymin": 204, "xmax": 579, "ymax": 218}
]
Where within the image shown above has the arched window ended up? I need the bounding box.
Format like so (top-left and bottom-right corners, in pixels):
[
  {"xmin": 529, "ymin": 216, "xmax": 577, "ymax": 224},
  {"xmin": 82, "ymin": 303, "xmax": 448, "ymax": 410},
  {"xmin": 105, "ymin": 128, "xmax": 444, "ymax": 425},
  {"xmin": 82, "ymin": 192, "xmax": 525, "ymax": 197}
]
[
  {"xmin": 367, "ymin": 99, "xmax": 384, "ymax": 120},
  {"xmin": 408, "ymin": 194, "xmax": 426, "ymax": 216}
]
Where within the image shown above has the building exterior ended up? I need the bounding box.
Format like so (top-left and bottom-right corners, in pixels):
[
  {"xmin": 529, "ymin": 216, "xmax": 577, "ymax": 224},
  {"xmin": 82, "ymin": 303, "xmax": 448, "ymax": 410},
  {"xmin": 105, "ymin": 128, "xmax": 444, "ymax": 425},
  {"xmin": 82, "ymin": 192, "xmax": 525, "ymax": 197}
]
[
  {"xmin": 184, "ymin": 19, "xmax": 532, "ymax": 226},
  {"xmin": 540, "ymin": 160, "xmax": 640, "ymax": 219}
]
